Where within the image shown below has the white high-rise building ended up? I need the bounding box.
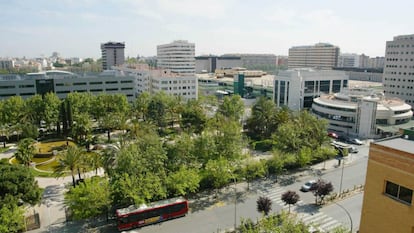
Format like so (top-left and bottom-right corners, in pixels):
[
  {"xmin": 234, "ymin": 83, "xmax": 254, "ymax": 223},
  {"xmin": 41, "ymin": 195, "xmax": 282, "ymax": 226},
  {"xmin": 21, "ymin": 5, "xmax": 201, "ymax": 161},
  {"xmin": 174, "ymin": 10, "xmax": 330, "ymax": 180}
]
[
  {"xmin": 274, "ymin": 68, "xmax": 348, "ymax": 110},
  {"xmin": 338, "ymin": 53, "xmax": 360, "ymax": 68},
  {"xmin": 383, "ymin": 34, "xmax": 414, "ymax": 108},
  {"xmin": 157, "ymin": 40, "xmax": 195, "ymax": 75},
  {"xmin": 288, "ymin": 43, "xmax": 340, "ymax": 69}
]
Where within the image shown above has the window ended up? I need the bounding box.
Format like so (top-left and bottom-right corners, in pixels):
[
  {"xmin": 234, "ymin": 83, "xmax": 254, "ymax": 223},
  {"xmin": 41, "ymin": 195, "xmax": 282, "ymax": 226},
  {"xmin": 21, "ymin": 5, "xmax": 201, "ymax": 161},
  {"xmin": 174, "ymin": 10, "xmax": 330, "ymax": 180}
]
[{"xmin": 385, "ymin": 181, "xmax": 413, "ymax": 205}]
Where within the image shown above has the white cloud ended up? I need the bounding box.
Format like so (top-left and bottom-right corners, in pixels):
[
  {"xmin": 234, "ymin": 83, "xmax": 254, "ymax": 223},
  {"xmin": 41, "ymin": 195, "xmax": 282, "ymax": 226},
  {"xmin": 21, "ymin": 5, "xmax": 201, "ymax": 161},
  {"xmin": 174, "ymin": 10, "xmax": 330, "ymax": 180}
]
[{"xmin": 155, "ymin": 0, "xmax": 236, "ymax": 20}]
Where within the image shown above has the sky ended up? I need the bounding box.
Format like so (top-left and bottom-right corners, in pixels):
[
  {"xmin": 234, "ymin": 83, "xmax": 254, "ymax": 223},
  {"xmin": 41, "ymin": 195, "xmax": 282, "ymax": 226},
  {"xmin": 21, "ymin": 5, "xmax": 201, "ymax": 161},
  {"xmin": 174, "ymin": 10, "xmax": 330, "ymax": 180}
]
[{"xmin": 1, "ymin": 0, "xmax": 414, "ymax": 59}]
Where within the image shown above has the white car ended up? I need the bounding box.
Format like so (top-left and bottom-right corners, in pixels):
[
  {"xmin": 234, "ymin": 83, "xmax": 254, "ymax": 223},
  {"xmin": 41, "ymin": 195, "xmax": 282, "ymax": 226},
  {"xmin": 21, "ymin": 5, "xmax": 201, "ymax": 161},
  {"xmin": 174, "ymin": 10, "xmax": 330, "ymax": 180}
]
[
  {"xmin": 349, "ymin": 138, "xmax": 363, "ymax": 145},
  {"xmin": 301, "ymin": 180, "xmax": 317, "ymax": 192}
]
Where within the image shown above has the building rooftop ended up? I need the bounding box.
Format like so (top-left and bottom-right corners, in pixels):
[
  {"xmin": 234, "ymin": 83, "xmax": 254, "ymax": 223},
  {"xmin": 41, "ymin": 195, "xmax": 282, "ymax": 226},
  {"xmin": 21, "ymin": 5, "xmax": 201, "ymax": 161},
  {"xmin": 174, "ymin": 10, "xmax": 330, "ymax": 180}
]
[{"xmin": 374, "ymin": 137, "xmax": 414, "ymax": 154}]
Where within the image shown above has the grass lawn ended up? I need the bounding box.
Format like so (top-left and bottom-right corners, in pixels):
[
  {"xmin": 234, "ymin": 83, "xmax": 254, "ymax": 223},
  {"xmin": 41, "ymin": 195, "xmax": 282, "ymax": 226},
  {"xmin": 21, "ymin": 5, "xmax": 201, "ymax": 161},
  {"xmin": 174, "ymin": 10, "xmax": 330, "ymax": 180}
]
[
  {"xmin": 11, "ymin": 140, "xmax": 100, "ymax": 177},
  {"xmin": 0, "ymin": 147, "xmax": 9, "ymax": 153},
  {"xmin": 35, "ymin": 140, "xmax": 76, "ymax": 154}
]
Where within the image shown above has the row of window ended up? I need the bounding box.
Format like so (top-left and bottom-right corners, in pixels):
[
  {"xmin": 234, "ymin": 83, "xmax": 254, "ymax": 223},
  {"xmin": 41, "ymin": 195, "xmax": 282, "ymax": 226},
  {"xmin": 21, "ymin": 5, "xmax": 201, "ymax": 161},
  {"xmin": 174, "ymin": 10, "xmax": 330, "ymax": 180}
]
[
  {"xmin": 160, "ymin": 80, "xmax": 196, "ymax": 84},
  {"xmin": 384, "ymin": 90, "xmax": 414, "ymax": 96},
  {"xmin": 56, "ymin": 87, "xmax": 133, "ymax": 94},
  {"xmin": 313, "ymin": 101, "xmax": 356, "ymax": 112},
  {"xmin": 312, "ymin": 109, "xmax": 355, "ymax": 123},
  {"xmin": 387, "ymin": 43, "xmax": 414, "ymax": 48},
  {"xmin": 0, "ymin": 93, "xmax": 34, "ymax": 97},
  {"xmin": 55, "ymin": 80, "xmax": 133, "ymax": 86},
  {"xmin": 384, "ymin": 84, "xmax": 414, "ymax": 90},
  {"xmin": 385, "ymin": 180, "xmax": 412, "ymax": 205},
  {"xmin": 386, "ymin": 51, "xmax": 414, "ymax": 55},
  {"xmin": 384, "ymin": 77, "xmax": 414, "ymax": 82}
]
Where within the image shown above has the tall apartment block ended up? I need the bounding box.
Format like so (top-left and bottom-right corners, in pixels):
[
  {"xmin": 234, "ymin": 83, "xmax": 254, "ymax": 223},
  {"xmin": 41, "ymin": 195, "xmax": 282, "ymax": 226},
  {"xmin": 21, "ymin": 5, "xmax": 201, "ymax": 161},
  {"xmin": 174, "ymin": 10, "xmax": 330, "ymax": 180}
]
[
  {"xmin": 383, "ymin": 34, "xmax": 414, "ymax": 108},
  {"xmin": 101, "ymin": 42, "xmax": 125, "ymax": 70},
  {"xmin": 157, "ymin": 40, "xmax": 195, "ymax": 75},
  {"xmin": 359, "ymin": 133, "xmax": 414, "ymax": 233},
  {"xmin": 288, "ymin": 43, "xmax": 340, "ymax": 69}
]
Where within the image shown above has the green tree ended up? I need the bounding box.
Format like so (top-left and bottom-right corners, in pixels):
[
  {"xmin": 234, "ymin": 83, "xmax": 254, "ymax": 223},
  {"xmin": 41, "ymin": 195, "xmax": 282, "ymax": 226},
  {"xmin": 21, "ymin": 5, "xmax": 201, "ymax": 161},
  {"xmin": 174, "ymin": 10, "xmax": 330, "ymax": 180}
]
[
  {"xmin": 110, "ymin": 131, "xmax": 167, "ymax": 206},
  {"xmin": 14, "ymin": 138, "xmax": 36, "ymax": 166},
  {"xmin": 245, "ymin": 97, "xmax": 279, "ymax": 140},
  {"xmin": 132, "ymin": 92, "xmax": 151, "ymax": 121},
  {"xmin": 66, "ymin": 92, "xmax": 94, "ymax": 119},
  {"xmin": 297, "ymin": 147, "xmax": 313, "ymax": 168},
  {"xmin": 204, "ymin": 158, "xmax": 233, "ymax": 194},
  {"xmin": 71, "ymin": 112, "xmax": 92, "ymax": 145},
  {"xmin": 94, "ymin": 94, "xmax": 130, "ymax": 141},
  {"xmin": 54, "ymin": 145, "xmax": 85, "ymax": 187},
  {"xmin": 242, "ymin": 159, "xmax": 266, "ymax": 190},
  {"xmin": 0, "ymin": 124, "xmax": 11, "ymax": 148},
  {"xmin": 166, "ymin": 166, "xmax": 200, "ymax": 196},
  {"xmin": 1, "ymin": 96, "xmax": 25, "ymax": 125},
  {"xmin": 217, "ymin": 95, "xmax": 244, "ymax": 121},
  {"xmin": 24, "ymin": 94, "xmax": 44, "ymax": 126},
  {"xmin": 240, "ymin": 212, "xmax": 310, "ymax": 233},
  {"xmin": 166, "ymin": 133, "xmax": 197, "ymax": 171},
  {"xmin": 193, "ymin": 132, "xmax": 217, "ymax": 165},
  {"xmin": 0, "ymin": 195, "xmax": 25, "ymax": 233},
  {"xmin": 85, "ymin": 152, "xmax": 102, "ymax": 176},
  {"xmin": 64, "ymin": 177, "xmax": 111, "ymax": 220},
  {"xmin": 43, "ymin": 92, "xmax": 61, "ymax": 130},
  {"xmin": 266, "ymin": 152, "xmax": 285, "ymax": 182},
  {"xmin": 145, "ymin": 92, "xmax": 169, "ymax": 129},
  {"xmin": 208, "ymin": 115, "xmax": 245, "ymax": 160},
  {"xmin": 111, "ymin": 172, "xmax": 166, "ymax": 207},
  {"xmin": 180, "ymin": 99, "xmax": 207, "ymax": 134},
  {"xmin": 21, "ymin": 123, "xmax": 39, "ymax": 139},
  {"xmin": 0, "ymin": 161, "xmax": 42, "ymax": 205}
]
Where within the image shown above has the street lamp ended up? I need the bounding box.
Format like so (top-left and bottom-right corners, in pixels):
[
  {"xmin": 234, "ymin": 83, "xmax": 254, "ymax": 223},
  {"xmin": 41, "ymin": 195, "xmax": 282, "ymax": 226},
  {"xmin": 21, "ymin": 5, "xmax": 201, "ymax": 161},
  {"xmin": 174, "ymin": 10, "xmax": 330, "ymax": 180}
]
[
  {"xmin": 333, "ymin": 202, "xmax": 353, "ymax": 233},
  {"xmin": 335, "ymin": 146, "xmax": 348, "ymax": 197},
  {"xmin": 338, "ymin": 156, "xmax": 345, "ymax": 197},
  {"xmin": 45, "ymin": 199, "xmax": 51, "ymax": 232},
  {"xmin": 228, "ymin": 170, "xmax": 237, "ymax": 231}
]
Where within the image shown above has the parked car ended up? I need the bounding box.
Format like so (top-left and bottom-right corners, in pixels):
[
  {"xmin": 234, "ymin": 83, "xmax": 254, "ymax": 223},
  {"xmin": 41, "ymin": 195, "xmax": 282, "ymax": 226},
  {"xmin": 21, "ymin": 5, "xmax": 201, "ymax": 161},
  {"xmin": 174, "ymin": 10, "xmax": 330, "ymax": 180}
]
[
  {"xmin": 348, "ymin": 138, "xmax": 363, "ymax": 145},
  {"xmin": 327, "ymin": 132, "xmax": 338, "ymax": 139},
  {"xmin": 300, "ymin": 180, "xmax": 317, "ymax": 192},
  {"xmin": 349, "ymin": 146, "xmax": 359, "ymax": 153},
  {"xmin": 337, "ymin": 135, "xmax": 349, "ymax": 142}
]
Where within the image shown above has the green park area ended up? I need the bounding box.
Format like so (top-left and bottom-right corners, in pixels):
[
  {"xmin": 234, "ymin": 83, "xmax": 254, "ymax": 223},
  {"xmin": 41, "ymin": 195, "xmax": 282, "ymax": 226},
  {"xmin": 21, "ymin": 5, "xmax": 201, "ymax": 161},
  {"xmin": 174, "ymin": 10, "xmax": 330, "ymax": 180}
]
[{"xmin": 10, "ymin": 140, "xmax": 98, "ymax": 175}]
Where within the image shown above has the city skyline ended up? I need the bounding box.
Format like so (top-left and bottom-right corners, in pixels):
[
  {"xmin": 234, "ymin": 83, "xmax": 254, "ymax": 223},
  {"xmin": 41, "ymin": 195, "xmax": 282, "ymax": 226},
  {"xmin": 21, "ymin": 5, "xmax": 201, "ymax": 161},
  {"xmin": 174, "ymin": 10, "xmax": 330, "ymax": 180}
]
[{"xmin": 1, "ymin": 0, "xmax": 413, "ymax": 59}]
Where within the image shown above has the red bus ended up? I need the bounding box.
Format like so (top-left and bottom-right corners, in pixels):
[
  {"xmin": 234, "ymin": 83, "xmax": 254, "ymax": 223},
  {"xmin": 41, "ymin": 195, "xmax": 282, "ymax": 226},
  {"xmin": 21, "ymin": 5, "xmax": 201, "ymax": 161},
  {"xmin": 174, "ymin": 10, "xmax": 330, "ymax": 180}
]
[{"xmin": 116, "ymin": 197, "xmax": 188, "ymax": 231}]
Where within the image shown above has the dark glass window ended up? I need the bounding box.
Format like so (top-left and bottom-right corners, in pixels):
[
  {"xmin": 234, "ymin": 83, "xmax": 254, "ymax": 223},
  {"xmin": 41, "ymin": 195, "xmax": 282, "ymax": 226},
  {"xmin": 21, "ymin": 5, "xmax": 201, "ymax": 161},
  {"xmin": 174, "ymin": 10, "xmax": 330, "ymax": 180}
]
[
  {"xmin": 385, "ymin": 181, "xmax": 413, "ymax": 205},
  {"xmin": 320, "ymin": 80, "xmax": 330, "ymax": 93},
  {"xmin": 399, "ymin": 186, "xmax": 413, "ymax": 204}
]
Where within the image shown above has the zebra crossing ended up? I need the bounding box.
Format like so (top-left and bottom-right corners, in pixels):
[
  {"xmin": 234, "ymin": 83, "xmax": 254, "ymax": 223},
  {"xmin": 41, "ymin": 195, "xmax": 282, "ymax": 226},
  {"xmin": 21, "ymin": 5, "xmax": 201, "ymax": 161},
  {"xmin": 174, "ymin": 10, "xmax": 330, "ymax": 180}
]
[{"xmin": 258, "ymin": 187, "xmax": 343, "ymax": 233}]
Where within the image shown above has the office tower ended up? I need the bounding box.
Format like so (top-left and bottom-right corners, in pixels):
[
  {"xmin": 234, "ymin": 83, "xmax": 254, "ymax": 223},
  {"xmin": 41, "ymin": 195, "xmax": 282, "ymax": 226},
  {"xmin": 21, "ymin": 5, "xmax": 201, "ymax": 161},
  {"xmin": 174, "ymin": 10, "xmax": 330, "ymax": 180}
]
[
  {"xmin": 101, "ymin": 42, "xmax": 125, "ymax": 70},
  {"xmin": 157, "ymin": 40, "xmax": 195, "ymax": 75},
  {"xmin": 383, "ymin": 34, "xmax": 414, "ymax": 108},
  {"xmin": 288, "ymin": 43, "xmax": 340, "ymax": 69}
]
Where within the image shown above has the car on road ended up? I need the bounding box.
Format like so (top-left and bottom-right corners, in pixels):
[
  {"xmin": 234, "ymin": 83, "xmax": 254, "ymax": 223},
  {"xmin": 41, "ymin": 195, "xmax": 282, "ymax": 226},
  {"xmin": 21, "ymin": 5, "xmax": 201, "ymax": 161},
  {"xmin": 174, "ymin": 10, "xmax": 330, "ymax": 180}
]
[
  {"xmin": 348, "ymin": 138, "xmax": 364, "ymax": 145},
  {"xmin": 327, "ymin": 132, "xmax": 338, "ymax": 139},
  {"xmin": 300, "ymin": 180, "xmax": 317, "ymax": 192},
  {"xmin": 349, "ymin": 146, "xmax": 358, "ymax": 153}
]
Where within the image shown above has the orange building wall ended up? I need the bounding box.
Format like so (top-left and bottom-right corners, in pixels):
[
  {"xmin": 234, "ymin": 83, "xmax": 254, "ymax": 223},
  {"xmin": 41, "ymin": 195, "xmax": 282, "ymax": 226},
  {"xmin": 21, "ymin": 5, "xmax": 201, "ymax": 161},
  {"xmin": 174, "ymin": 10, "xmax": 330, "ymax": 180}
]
[{"xmin": 359, "ymin": 143, "xmax": 414, "ymax": 233}]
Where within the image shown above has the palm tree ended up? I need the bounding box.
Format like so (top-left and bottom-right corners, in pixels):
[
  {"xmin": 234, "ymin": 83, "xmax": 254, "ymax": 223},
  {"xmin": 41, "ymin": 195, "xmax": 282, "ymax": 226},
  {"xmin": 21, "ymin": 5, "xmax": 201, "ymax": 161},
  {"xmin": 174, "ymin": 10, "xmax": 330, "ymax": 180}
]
[
  {"xmin": 86, "ymin": 152, "xmax": 103, "ymax": 176},
  {"xmin": 14, "ymin": 138, "xmax": 36, "ymax": 166},
  {"xmin": 53, "ymin": 145, "xmax": 85, "ymax": 187},
  {"xmin": 257, "ymin": 196, "xmax": 272, "ymax": 216}
]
